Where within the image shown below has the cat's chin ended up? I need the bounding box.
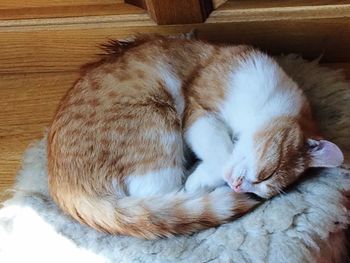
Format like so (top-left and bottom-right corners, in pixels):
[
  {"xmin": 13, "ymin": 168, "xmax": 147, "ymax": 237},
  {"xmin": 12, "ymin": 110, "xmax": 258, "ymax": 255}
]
[{"xmin": 230, "ymin": 184, "xmax": 273, "ymax": 199}]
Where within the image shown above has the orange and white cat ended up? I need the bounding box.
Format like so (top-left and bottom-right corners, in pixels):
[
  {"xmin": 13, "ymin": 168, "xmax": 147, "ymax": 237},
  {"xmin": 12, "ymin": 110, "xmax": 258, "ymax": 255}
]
[{"xmin": 47, "ymin": 35, "xmax": 343, "ymax": 239}]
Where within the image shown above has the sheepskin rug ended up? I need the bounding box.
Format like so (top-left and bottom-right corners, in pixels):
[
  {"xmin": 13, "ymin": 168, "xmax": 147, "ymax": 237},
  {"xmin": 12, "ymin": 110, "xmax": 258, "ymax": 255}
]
[{"xmin": 1, "ymin": 55, "xmax": 350, "ymax": 263}]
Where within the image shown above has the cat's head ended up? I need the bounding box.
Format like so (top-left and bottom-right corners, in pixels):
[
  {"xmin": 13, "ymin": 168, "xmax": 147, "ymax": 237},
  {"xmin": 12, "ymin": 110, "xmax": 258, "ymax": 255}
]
[{"xmin": 224, "ymin": 118, "xmax": 344, "ymax": 198}]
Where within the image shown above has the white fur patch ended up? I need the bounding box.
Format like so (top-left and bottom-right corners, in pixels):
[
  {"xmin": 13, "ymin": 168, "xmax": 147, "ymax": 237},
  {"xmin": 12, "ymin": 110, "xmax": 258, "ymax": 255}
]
[
  {"xmin": 185, "ymin": 115, "xmax": 233, "ymax": 163},
  {"xmin": 209, "ymin": 186, "xmax": 235, "ymax": 219},
  {"xmin": 126, "ymin": 168, "xmax": 183, "ymax": 197},
  {"xmin": 184, "ymin": 115, "xmax": 234, "ymax": 191},
  {"xmin": 182, "ymin": 194, "xmax": 205, "ymax": 216},
  {"xmin": 185, "ymin": 162, "xmax": 226, "ymax": 193},
  {"xmin": 220, "ymin": 52, "xmax": 304, "ymax": 133}
]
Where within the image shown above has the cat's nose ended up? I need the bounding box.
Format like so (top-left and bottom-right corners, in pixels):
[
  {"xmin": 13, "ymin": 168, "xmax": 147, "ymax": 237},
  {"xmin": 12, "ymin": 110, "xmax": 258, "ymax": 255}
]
[{"xmin": 232, "ymin": 177, "xmax": 243, "ymax": 192}]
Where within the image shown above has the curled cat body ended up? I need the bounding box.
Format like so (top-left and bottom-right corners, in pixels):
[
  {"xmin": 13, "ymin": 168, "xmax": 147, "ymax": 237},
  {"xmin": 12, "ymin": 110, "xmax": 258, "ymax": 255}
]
[{"xmin": 48, "ymin": 34, "xmax": 344, "ymax": 239}]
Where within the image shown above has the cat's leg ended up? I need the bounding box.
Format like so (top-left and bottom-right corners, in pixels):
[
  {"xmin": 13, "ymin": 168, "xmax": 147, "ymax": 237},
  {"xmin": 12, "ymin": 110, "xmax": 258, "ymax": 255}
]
[
  {"xmin": 126, "ymin": 168, "xmax": 184, "ymax": 197},
  {"xmin": 184, "ymin": 114, "xmax": 234, "ymax": 193},
  {"xmin": 185, "ymin": 162, "xmax": 225, "ymax": 193}
]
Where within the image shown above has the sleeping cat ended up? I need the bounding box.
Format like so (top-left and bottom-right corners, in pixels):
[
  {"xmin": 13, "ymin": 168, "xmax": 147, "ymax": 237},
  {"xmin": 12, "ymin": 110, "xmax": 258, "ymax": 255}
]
[{"xmin": 47, "ymin": 34, "xmax": 344, "ymax": 239}]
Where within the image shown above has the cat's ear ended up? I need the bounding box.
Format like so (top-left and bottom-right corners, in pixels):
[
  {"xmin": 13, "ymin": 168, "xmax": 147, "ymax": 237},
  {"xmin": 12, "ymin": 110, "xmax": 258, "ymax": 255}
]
[{"xmin": 307, "ymin": 139, "xmax": 344, "ymax": 167}]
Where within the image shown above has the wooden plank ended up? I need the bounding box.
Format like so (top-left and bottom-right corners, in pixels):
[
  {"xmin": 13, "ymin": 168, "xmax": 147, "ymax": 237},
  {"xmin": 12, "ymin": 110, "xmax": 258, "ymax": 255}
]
[
  {"xmin": 208, "ymin": 0, "xmax": 350, "ymax": 22},
  {"xmin": 220, "ymin": 0, "xmax": 350, "ymax": 10},
  {"xmin": 0, "ymin": 71, "xmax": 78, "ymax": 196},
  {"xmin": 0, "ymin": 3, "xmax": 145, "ymax": 20},
  {"xmin": 0, "ymin": 0, "xmax": 123, "ymax": 9},
  {"xmin": 0, "ymin": 17, "xmax": 350, "ymax": 75},
  {"xmin": 144, "ymin": 0, "xmax": 213, "ymax": 25},
  {"xmin": 199, "ymin": 19, "xmax": 350, "ymax": 63}
]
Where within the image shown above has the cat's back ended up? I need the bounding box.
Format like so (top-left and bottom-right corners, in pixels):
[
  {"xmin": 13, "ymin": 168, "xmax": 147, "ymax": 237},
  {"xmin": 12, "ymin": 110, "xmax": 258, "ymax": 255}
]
[
  {"xmin": 50, "ymin": 36, "xmax": 218, "ymax": 137},
  {"xmin": 47, "ymin": 36, "xmax": 211, "ymax": 198}
]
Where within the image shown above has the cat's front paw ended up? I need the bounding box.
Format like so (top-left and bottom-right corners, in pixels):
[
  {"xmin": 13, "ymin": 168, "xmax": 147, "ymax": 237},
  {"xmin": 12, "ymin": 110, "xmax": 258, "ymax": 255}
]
[
  {"xmin": 185, "ymin": 162, "xmax": 224, "ymax": 193},
  {"xmin": 184, "ymin": 176, "xmax": 206, "ymax": 193}
]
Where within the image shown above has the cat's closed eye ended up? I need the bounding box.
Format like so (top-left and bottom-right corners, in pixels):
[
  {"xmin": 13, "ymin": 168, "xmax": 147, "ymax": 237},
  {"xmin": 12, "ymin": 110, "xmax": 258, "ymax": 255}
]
[{"xmin": 253, "ymin": 169, "xmax": 276, "ymax": 184}]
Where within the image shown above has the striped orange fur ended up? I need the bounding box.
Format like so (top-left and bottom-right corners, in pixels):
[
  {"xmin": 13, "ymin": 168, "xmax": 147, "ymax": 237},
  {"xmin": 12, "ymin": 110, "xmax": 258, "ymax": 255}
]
[{"xmin": 48, "ymin": 34, "xmax": 343, "ymax": 239}]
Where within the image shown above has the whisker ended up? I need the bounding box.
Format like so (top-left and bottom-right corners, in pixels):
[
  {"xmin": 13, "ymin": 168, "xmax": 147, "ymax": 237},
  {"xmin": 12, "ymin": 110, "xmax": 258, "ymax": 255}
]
[
  {"xmin": 278, "ymin": 188, "xmax": 288, "ymax": 196},
  {"xmin": 271, "ymin": 182, "xmax": 287, "ymax": 196}
]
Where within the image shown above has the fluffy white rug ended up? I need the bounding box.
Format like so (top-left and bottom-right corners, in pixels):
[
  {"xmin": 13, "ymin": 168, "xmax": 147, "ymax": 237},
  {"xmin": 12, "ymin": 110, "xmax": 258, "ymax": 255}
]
[{"xmin": 1, "ymin": 55, "xmax": 350, "ymax": 263}]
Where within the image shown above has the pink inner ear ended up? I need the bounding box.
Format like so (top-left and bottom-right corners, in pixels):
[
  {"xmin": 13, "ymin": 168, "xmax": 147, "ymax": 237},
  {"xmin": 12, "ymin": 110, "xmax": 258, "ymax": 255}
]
[{"xmin": 309, "ymin": 140, "xmax": 344, "ymax": 167}]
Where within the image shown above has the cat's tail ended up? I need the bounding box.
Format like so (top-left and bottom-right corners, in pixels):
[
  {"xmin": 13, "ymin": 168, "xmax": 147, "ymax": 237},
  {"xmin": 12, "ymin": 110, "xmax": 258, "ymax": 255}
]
[{"xmin": 62, "ymin": 187, "xmax": 259, "ymax": 239}]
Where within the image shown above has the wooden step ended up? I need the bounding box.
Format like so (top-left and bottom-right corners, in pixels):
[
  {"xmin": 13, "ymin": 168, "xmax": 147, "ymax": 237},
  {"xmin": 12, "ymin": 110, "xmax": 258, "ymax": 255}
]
[
  {"xmin": 0, "ymin": 0, "xmax": 123, "ymax": 9},
  {"xmin": 0, "ymin": 1, "xmax": 349, "ymax": 75},
  {"xmin": 0, "ymin": 2, "xmax": 144, "ymax": 20},
  {"xmin": 209, "ymin": 0, "xmax": 350, "ymax": 22},
  {"xmin": 0, "ymin": 18, "xmax": 349, "ymax": 74}
]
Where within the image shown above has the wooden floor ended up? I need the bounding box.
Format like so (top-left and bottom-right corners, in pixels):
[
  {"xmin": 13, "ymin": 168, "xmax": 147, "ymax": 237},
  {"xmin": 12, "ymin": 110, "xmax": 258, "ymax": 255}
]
[
  {"xmin": 0, "ymin": 63, "xmax": 349, "ymax": 196},
  {"xmin": 0, "ymin": 71, "xmax": 77, "ymax": 196}
]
